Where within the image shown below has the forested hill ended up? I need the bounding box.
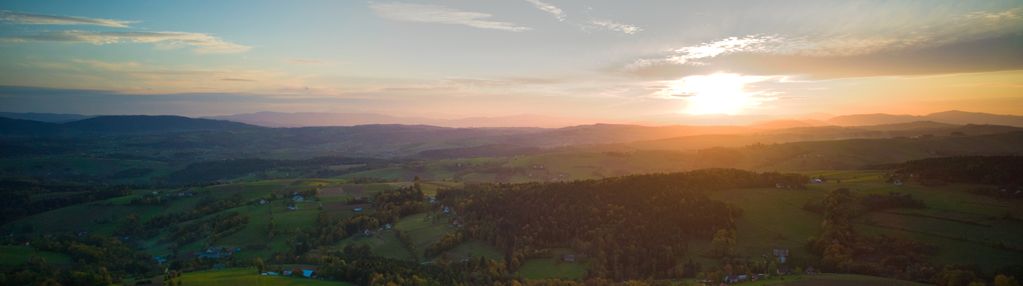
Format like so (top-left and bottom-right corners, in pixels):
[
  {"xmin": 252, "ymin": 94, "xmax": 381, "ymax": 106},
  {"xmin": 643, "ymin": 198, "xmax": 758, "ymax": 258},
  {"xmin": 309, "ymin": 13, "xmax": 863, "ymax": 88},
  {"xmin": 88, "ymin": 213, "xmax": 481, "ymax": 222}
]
[
  {"xmin": 891, "ymin": 156, "xmax": 1023, "ymax": 187},
  {"xmin": 0, "ymin": 115, "xmax": 261, "ymax": 135},
  {"xmin": 61, "ymin": 115, "xmax": 260, "ymax": 133}
]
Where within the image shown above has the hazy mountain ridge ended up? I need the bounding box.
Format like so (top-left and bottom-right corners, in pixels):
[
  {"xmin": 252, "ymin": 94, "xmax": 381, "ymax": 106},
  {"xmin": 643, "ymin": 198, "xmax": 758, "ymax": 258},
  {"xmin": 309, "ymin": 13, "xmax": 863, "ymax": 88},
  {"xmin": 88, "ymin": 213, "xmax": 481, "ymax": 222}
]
[
  {"xmin": 206, "ymin": 111, "xmax": 590, "ymax": 128},
  {"xmin": 0, "ymin": 112, "xmax": 92, "ymax": 123},
  {"xmin": 828, "ymin": 110, "xmax": 1023, "ymax": 127},
  {"xmin": 0, "ymin": 115, "xmax": 261, "ymax": 135}
]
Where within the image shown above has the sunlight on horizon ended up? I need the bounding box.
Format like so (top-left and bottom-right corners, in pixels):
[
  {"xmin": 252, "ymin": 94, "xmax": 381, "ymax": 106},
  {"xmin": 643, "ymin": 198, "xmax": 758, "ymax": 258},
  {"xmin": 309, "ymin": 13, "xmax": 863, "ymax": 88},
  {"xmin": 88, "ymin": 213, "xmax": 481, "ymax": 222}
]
[{"xmin": 670, "ymin": 73, "xmax": 763, "ymax": 115}]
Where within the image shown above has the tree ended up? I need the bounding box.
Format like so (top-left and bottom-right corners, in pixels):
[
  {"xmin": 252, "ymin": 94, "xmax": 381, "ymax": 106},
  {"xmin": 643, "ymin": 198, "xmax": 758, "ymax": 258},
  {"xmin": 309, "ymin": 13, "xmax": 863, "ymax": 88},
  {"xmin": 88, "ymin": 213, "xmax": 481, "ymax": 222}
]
[
  {"xmin": 712, "ymin": 228, "xmax": 736, "ymax": 258},
  {"xmin": 995, "ymin": 274, "xmax": 1020, "ymax": 286},
  {"xmin": 254, "ymin": 257, "xmax": 265, "ymax": 274}
]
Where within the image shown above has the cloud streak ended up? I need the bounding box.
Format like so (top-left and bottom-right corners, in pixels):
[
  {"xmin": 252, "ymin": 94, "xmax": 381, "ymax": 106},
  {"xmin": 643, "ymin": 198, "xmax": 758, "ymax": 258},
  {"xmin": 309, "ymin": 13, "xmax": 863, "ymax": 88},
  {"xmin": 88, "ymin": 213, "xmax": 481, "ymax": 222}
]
[
  {"xmin": 1, "ymin": 10, "xmax": 135, "ymax": 28},
  {"xmin": 524, "ymin": 0, "xmax": 565, "ymax": 21},
  {"xmin": 2, "ymin": 30, "xmax": 251, "ymax": 54},
  {"xmin": 371, "ymin": 3, "xmax": 531, "ymax": 32},
  {"xmin": 587, "ymin": 19, "xmax": 643, "ymax": 35}
]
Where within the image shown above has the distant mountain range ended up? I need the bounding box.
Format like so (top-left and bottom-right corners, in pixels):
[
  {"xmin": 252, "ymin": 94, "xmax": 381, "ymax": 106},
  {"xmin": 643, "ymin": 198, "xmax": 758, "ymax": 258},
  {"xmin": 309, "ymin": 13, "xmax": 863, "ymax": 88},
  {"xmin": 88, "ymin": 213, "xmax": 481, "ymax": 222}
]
[
  {"xmin": 827, "ymin": 110, "xmax": 1023, "ymax": 127},
  {"xmin": 0, "ymin": 115, "xmax": 258, "ymax": 135},
  {"xmin": 2, "ymin": 112, "xmax": 1022, "ymax": 160},
  {"xmin": 0, "ymin": 112, "xmax": 92, "ymax": 123},
  {"xmin": 210, "ymin": 110, "xmax": 1023, "ymax": 128},
  {"xmin": 1, "ymin": 110, "xmax": 1021, "ymax": 140},
  {"xmin": 205, "ymin": 111, "xmax": 590, "ymax": 128},
  {"xmin": 3, "ymin": 110, "xmax": 1021, "ymax": 129}
]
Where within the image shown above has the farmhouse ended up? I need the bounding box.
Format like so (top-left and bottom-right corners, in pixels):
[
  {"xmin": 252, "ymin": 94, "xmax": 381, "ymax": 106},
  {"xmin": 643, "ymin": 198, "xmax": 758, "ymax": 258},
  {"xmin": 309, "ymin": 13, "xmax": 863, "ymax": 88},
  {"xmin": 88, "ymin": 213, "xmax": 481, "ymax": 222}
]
[
  {"xmin": 773, "ymin": 248, "xmax": 789, "ymax": 263},
  {"xmin": 292, "ymin": 194, "xmax": 305, "ymax": 202},
  {"xmin": 287, "ymin": 204, "xmax": 298, "ymax": 211},
  {"xmin": 196, "ymin": 247, "xmax": 237, "ymax": 259},
  {"xmin": 562, "ymin": 254, "xmax": 576, "ymax": 262}
]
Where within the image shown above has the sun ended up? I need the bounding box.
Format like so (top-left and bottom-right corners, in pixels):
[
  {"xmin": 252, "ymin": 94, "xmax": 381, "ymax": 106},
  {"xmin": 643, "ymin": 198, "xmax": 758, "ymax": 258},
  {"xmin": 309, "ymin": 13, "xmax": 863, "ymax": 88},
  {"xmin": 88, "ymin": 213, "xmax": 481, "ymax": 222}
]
[{"xmin": 669, "ymin": 73, "xmax": 760, "ymax": 115}]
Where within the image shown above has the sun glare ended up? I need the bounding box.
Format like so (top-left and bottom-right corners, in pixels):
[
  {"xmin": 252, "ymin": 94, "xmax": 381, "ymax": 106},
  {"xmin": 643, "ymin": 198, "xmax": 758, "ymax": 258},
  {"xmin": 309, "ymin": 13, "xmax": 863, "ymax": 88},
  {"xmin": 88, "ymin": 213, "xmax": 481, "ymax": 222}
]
[{"xmin": 670, "ymin": 73, "xmax": 760, "ymax": 115}]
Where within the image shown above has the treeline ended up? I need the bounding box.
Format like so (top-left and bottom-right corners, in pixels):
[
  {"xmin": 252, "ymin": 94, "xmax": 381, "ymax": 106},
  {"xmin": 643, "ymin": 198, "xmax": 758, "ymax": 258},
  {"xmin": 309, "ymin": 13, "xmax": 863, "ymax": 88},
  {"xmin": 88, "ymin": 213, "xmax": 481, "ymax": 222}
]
[
  {"xmin": 313, "ymin": 245, "xmax": 682, "ymax": 286},
  {"xmin": 166, "ymin": 156, "xmax": 386, "ymax": 184},
  {"xmin": 112, "ymin": 194, "xmax": 247, "ymax": 239},
  {"xmin": 891, "ymin": 156, "xmax": 1023, "ymax": 187},
  {"xmin": 0, "ymin": 235, "xmax": 158, "ymax": 286},
  {"xmin": 144, "ymin": 194, "xmax": 244, "ymax": 229},
  {"xmin": 315, "ymin": 244, "xmax": 513, "ymax": 285},
  {"xmin": 169, "ymin": 212, "xmax": 248, "ymax": 245},
  {"xmin": 0, "ymin": 180, "xmax": 129, "ymax": 225},
  {"xmin": 439, "ymin": 169, "xmax": 806, "ymax": 280}
]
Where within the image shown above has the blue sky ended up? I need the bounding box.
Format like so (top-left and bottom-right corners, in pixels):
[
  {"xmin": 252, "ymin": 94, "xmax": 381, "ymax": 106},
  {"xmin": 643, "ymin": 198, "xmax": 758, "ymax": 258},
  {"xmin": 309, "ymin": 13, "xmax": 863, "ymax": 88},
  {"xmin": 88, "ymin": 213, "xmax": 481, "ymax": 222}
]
[{"xmin": 1, "ymin": 1, "xmax": 1021, "ymax": 123}]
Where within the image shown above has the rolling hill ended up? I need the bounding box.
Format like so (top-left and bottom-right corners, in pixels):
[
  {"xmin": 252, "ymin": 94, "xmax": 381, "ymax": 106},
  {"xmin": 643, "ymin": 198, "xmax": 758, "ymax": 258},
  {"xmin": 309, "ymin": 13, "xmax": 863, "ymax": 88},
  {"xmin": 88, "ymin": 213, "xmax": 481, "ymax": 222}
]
[
  {"xmin": 828, "ymin": 110, "xmax": 1023, "ymax": 127},
  {"xmin": 63, "ymin": 115, "xmax": 261, "ymax": 133}
]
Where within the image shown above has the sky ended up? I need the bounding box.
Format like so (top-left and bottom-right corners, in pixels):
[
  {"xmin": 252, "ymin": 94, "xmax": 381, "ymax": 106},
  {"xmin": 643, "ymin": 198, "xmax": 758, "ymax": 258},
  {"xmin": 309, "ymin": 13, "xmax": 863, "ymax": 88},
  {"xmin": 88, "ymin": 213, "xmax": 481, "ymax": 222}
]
[{"xmin": 0, "ymin": 0, "xmax": 1021, "ymax": 124}]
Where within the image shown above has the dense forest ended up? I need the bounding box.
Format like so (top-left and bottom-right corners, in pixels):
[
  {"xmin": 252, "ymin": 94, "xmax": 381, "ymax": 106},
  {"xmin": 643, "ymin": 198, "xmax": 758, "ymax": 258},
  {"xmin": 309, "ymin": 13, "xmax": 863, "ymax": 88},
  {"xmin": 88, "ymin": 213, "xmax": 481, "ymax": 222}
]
[{"xmin": 0, "ymin": 235, "xmax": 157, "ymax": 285}]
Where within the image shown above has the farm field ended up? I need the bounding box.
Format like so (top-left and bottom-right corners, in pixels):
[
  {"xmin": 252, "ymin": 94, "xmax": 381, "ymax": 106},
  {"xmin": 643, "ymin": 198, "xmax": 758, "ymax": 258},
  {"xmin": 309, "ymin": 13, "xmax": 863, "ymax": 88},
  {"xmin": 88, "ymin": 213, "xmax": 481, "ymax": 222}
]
[
  {"xmin": 516, "ymin": 257, "xmax": 589, "ymax": 280},
  {"xmin": 179, "ymin": 267, "xmax": 354, "ymax": 286},
  {"xmin": 393, "ymin": 212, "xmax": 457, "ymax": 259}
]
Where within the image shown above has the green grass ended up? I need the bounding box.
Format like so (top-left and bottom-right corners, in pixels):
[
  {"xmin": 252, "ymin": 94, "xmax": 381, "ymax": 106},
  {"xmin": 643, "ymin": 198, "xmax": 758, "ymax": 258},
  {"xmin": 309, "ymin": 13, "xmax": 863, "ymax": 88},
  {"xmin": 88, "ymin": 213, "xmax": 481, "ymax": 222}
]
[
  {"xmin": 438, "ymin": 240, "xmax": 503, "ymax": 261},
  {"xmin": 332, "ymin": 231, "xmax": 414, "ymax": 261},
  {"xmin": 0, "ymin": 245, "xmax": 72, "ymax": 267},
  {"xmin": 697, "ymin": 187, "xmax": 824, "ymax": 266},
  {"xmin": 516, "ymin": 257, "xmax": 588, "ymax": 280},
  {"xmin": 394, "ymin": 213, "xmax": 456, "ymax": 259},
  {"xmin": 180, "ymin": 267, "xmax": 354, "ymax": 286}
]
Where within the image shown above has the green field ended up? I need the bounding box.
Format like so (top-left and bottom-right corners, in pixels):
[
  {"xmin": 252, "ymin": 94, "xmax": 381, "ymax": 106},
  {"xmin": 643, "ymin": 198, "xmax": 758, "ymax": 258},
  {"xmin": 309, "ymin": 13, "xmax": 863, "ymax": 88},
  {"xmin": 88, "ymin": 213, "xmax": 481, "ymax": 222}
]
[
  {"xmin": 438, "ymin": 240, "xmax": 503, "ymax": 261},
  {"xmin": 332, "ymin": 231, "xmax": 414, "ymax": 261},
  {"xmin": 700, "ymin": 187, "xmax": 825, "ymax": 265},
  {"xmin": 180, "ymin": 268, "xmax": 354, "ymax": 286},
  {"xmin": 0, "ymin": 245, "xmax": 72, "ymax": 267},
  {"xmin": 516, "ymin": 257, "xmax": 588, "ymax": 280},
  {"xmin": 394, "ymin": 213, "xmax": 457, "ymax": 259}
]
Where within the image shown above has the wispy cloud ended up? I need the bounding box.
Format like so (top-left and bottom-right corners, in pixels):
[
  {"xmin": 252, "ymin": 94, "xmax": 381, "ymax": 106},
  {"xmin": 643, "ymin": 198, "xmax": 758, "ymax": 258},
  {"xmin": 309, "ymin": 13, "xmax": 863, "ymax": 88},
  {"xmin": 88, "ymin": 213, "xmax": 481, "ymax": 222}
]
[
  {"xmin": 2, "ymin": 30, "xmax": 251, "ymax": 54},
  {"xmin": 518, "ymin": 1, "xmax": 642, "ymax": 35},
  {"xmin": 370, "ymin": 2, "xmax": 530, "ymax": 32},
  {"xmin": 588, "ymin": 19, "xmax": 642, "ymax": 35},
  {"xmin": 626, "ymin": 7, "xmax": 1023, "ymax": 77},
  {"xmin": 1, "ymin": 10, "xmax": 135, "ymax": 28},
  {"xmin": 524, "ymin": 0, "xmax": 565, "ymax": 22},
  {"xmin": 628, "ymin": 35, "xmax": 780, "ymax": 69}
]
